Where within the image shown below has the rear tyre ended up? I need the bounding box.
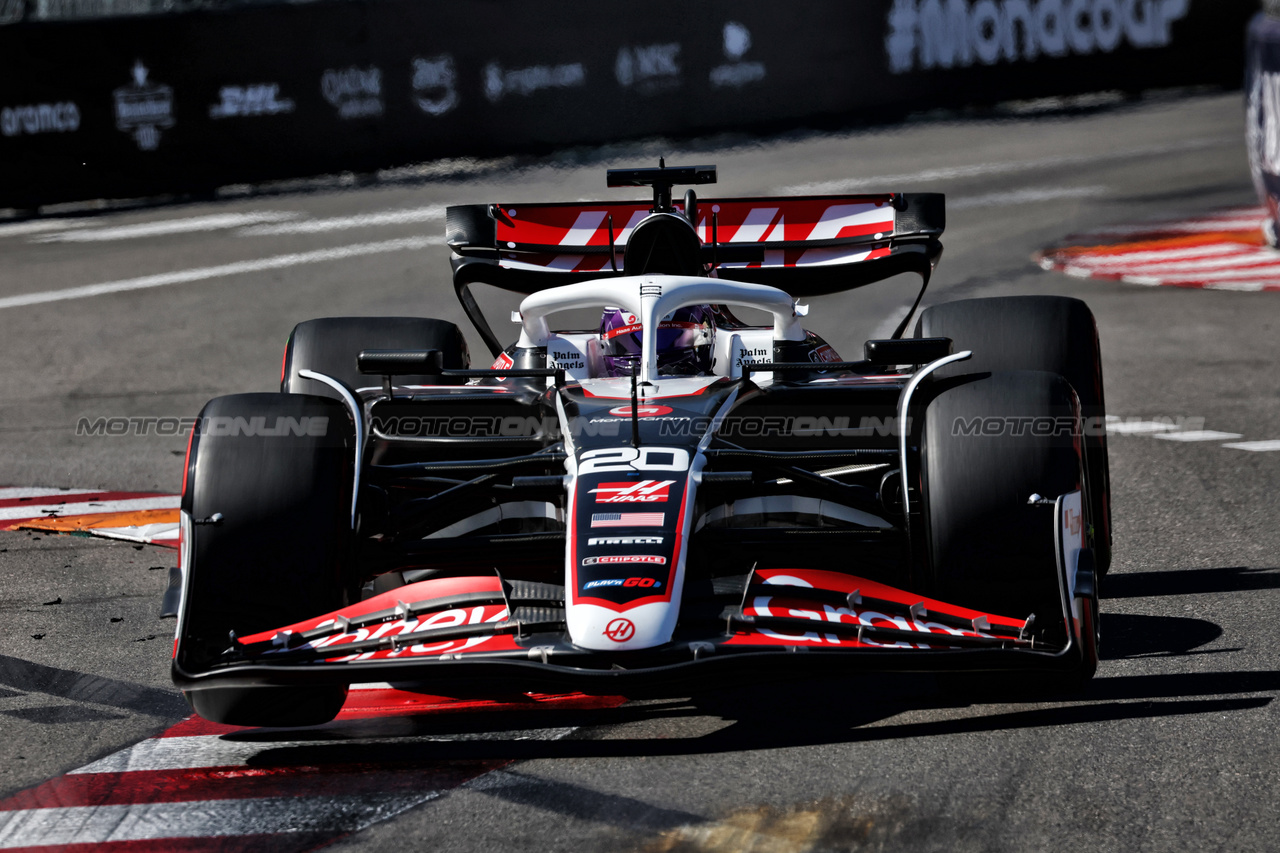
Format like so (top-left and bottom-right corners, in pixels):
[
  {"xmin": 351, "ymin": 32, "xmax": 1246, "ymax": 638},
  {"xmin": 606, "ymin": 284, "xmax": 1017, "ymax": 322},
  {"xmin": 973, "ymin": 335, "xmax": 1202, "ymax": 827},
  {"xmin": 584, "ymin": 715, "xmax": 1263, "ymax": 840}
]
[
  {"xmin": 282, "ymin": 317, "xmax": 470, "ymax": 396},
  {"xmin": 922, "ymin": 371, "xmax": 1091, "ymax": 686},
  {"xmin": 916, "ymin": 296, "xmax": 1111, "ymax": 574},
  {"xmin": 176, "ymin": 393, "xmax": 354, "ymax": 726}
]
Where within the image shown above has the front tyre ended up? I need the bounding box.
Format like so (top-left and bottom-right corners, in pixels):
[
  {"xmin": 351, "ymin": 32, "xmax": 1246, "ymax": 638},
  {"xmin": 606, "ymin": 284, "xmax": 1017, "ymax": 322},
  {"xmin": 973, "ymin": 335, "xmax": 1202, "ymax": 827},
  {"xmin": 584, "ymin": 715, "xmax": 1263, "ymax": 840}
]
[
  {"xmin": 175, "ymin": 393, "xmax": 353, "ymax": 726},
  {"xmin": 917, "ymin": 295, "xmax": 1112, "ymax": 574},
  {"xmin": 921, "ymin": 370, "xmax": 1094, "ymax": 686}
]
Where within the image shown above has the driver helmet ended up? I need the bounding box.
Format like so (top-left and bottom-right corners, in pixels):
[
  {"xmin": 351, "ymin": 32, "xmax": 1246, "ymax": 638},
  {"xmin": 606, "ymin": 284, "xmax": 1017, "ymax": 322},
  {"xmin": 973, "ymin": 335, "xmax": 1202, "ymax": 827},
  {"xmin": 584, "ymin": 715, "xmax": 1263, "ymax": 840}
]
[{"xmin": 599, "ymin": 305, "xmax": 716, "ymax": 377}]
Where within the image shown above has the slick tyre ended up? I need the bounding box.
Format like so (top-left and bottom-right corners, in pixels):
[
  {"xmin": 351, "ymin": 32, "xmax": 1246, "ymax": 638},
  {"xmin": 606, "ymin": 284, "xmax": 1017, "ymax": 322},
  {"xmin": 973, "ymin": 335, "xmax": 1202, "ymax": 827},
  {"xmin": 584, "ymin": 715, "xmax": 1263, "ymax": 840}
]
[
  {"xmin": 176, "ymin": 393, "xmax": 354, "ymax": 727},
  {"xmin": 281, "ymin": 317, "xmax": 470, "ymax": 396},
  {"xmin": 916, "ymin": 296, "xmax": 1111, "ymax": 574},
  {"xmin": 921, "ymin": 371, "xmax": 1083, "ymax": 664}
]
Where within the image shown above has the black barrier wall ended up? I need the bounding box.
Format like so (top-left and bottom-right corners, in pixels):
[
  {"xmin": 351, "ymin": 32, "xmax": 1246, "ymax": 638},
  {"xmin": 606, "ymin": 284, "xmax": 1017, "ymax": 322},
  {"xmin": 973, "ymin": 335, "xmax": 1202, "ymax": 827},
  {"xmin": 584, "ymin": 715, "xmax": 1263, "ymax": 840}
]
[{"xmin": 0, "ymin": 0, "xmax": 1257, "ymax": 209}]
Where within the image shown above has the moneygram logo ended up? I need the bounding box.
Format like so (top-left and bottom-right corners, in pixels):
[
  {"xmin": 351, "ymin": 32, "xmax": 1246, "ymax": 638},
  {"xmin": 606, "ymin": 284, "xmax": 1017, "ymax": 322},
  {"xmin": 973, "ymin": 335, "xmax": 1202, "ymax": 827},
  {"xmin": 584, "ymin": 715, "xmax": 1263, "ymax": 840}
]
[
  {"xmin": 591, "ymin": 480, "xmax": 674, "ymax": 503},
  {"xmin": 608, "ymin": 405, "xmax": 673, "ymax": 418},
  {"xmin": 885, "ymin": 0, "xmax": 1190, "ymax": 74}
]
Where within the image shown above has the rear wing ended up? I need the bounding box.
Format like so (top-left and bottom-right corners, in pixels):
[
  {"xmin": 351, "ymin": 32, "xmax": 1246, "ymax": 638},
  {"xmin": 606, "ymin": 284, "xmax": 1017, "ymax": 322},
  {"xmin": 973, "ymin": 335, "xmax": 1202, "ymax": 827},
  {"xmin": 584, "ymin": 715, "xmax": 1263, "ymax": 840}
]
[{"xmin": 446, "ymin": 192, "xmax": 944, "ymax": 355}]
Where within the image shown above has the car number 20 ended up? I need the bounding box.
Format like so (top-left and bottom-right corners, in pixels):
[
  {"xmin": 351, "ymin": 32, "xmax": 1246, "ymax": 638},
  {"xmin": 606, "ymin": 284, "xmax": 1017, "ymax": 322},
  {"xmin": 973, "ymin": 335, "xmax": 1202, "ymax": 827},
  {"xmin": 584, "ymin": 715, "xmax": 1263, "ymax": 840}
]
[{"xmin": 579, "ymin": 446, "xmax": 690, "ymax": 474}]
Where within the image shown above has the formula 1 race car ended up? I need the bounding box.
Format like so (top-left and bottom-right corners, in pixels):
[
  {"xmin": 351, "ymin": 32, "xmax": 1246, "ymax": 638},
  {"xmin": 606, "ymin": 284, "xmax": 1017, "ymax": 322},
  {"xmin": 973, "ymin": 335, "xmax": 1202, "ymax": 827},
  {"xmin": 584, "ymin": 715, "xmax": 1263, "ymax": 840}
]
[{"xmin": 168, "ymin": 163, "xmax": 1111, "ymax": 726}]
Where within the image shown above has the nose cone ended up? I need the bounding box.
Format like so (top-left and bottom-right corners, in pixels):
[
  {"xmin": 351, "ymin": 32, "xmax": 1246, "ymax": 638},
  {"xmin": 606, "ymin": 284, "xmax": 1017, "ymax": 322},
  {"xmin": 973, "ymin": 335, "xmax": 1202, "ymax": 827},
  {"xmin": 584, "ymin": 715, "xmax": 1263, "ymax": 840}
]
[
  {"xmin": 567, "ymin": 600, "xmax": 682, "ymax": 651},
  {"xmin": 565, "ymin": 468, "xmax": 697, "ymax": 651}
]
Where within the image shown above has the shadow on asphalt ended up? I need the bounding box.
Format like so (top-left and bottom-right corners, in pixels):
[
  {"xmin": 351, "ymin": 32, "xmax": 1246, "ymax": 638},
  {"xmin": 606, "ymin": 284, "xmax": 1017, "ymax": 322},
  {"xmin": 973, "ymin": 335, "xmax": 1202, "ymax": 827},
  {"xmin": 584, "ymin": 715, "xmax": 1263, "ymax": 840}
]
[
  {"xmin": 222, "ymin": 666, "xmax": 1276, "ymax": 764},
  {"xmin": 1102, "ymin": 613, "xmax": 1228, "ymax": 659},
  {"xmin": 1104, "ymin": 566, "xmax": 1280, "ymax": 599}
]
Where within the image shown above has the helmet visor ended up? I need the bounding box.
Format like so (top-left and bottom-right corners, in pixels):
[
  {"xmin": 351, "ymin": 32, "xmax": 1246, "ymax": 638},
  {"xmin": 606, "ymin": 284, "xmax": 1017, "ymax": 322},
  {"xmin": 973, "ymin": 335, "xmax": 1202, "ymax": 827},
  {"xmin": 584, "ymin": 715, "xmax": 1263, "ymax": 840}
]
[{"xmin": 602, "ymin": 320, "xmax": 708, "ymax": 356}]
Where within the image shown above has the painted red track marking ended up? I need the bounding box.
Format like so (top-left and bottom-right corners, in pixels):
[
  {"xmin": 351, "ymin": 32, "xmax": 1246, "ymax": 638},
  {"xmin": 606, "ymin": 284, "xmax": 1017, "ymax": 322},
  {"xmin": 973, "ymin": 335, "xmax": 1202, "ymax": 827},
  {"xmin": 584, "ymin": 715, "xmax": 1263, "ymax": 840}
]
[
  {"xmin": 1037, "ymin": 206, "xmax": 1280, "ymax": 291},
  {"xmin": 0, "ymin": 687, "xmax": 626, "ymax": 852},
  {"xmin": 0, "ymin": 760, "xmax": 509, "ymax": 810}
]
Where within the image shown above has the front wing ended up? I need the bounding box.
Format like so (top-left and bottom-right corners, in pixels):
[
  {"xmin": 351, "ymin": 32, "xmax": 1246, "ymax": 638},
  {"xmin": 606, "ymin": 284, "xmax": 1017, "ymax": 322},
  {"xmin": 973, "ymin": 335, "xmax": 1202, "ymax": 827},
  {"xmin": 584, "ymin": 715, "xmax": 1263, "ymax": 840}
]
[{"xmin": 174, "ymin": 498, "xmax": 1090, "ymax": 696}]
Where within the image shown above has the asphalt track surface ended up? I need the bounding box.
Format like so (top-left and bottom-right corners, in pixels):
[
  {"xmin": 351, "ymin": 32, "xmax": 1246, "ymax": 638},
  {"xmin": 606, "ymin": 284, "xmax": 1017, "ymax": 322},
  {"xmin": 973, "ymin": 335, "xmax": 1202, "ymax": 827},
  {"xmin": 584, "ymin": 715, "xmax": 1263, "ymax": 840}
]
[{"xmin": 0, "ymin": 90, "xmax": 1277, "ymax": 851}]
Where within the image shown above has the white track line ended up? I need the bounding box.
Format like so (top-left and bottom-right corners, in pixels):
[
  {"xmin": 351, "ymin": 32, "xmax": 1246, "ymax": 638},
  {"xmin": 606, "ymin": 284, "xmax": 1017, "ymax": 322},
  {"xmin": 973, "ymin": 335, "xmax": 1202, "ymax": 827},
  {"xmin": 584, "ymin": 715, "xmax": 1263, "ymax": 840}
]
[
  {"xmin": 0, "ymin": 487, "xmax": 102, "ymax": 500},
  {"xmin": 1106, "ymin": 420, "xmax": 1181, "ymax": 435},
  {"xmin": 777, "ymin": 136, "xmax": 1235, "ymax": 194},
  {"xmin": 72, "ymin": 727, "xmax": 576, "ymax": 774},
  {"xmin": 32, "ymin": 212, "xmax": 300, "ymax": 243},
  {"xmin": 1110, "ymin": 253, "xmax": 1280, "ymax": 273},
  {"xmin": 1071, "ymin": 250, "xmax": 1269, "ymax": 274},
  {"xmin": 0, "ymin": 794, "xmax": 435, "ymax": 848},
  {"xmin": 1049, "ymin": 245, "xmax": 1250, "ymax": 274},
  {"xmin": 1128, "ymin": 276, "xmax": 1280, "ymax": 289},
  {"xmin": 949, "ymin": 185, "xmax": 1106, "ymax": 210},
  {"xmin": 1064, "ymin": 244, "xmax": 1248, "ymax": 265},
  {"xmin": 1117, "ymin": 257, "xmax": 1280, "ymax": 276},
  {"xmin": 0, "ymin": 496, "xmax": 179, "ymax": 521},
  {"xmin": 1073, "ymin": 215, "xmax": 1268, "ymax": 238},
  {"xmin": 240, "ymin": 205, "xmax": 446, "ymax": 236},
  {"xmin": 0, "ymin": 236, "xmax": 440, "ymax": 311},
  {"xmin": 1129, "ymin": 265, "xmax": 1280, "ymax": 283},
  {"xmin": 1151, "ymin": 430, "xmax": 1244, "ymax": 442},
  {"xmin": 0, "ymin": 219, "xmax": 92, "ymax": 238},
  {"xmin": 1222, "ymin": 440, "xmax": 1280, "ymax": 451},
  {"xmin": 1203, "ymin": 280, "xmax": 1280, "ymax": 292}
]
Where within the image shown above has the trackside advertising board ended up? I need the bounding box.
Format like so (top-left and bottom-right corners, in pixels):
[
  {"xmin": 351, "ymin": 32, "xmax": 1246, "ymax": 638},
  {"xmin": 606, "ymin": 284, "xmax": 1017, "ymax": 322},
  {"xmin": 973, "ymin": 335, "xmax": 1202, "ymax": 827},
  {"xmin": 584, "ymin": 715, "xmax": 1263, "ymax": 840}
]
[{"xmin": 0, "ymin": 0, "xmax": 1256, "ymax": 209}]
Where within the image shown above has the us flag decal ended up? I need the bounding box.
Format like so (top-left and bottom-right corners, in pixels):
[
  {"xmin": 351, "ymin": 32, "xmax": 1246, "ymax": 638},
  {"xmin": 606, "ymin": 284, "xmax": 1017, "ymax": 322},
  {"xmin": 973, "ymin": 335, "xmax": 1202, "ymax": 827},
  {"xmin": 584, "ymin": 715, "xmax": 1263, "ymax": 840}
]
[
  {"xmin": 590, "ymin": 512, "xmax": 664, "ymax": 528},
  {"xmin": 590, "ymin": 480, "xmax": 674, "ymax": 503}
]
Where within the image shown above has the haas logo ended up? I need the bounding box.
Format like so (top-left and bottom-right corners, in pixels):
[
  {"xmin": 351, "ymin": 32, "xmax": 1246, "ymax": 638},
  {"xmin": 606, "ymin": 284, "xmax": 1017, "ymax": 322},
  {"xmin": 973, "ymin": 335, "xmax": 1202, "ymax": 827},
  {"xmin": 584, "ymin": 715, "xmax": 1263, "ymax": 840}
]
[
  {"xmin": 591, "ymin": 480, "xmax": 674, "ymax": 503},
  {"xmin": 603, "ymin": 618, "xmax": 636, "ymax": 642}
]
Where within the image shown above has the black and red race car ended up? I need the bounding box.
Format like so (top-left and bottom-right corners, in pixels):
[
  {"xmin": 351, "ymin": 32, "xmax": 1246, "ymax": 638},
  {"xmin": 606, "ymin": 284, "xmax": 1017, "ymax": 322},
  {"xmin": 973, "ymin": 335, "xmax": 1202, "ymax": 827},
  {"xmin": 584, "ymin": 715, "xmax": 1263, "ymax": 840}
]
[{"xmin": 168, "ymin": 164, "xmax": 1110, "ymax": 726}]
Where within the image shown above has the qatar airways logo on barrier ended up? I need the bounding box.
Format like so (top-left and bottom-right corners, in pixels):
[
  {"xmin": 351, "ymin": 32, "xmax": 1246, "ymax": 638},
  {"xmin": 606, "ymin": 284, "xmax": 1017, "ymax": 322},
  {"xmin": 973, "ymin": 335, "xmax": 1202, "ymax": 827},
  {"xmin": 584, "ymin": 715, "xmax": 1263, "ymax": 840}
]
[
  {"xmin": 885, "ymin": 0, "xmax": 1190, "ymax": 74},
  {"xmin": 321, "ymin": 66, "xmax": 383, "ymax": 120}
]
